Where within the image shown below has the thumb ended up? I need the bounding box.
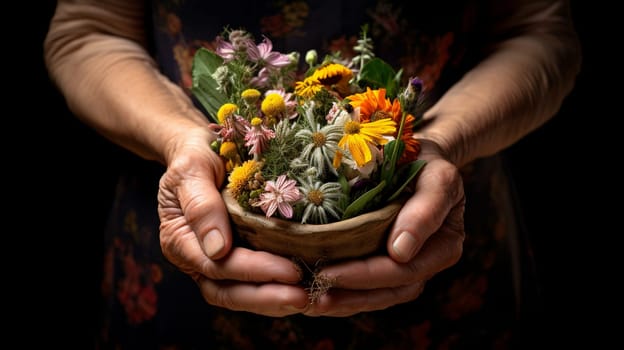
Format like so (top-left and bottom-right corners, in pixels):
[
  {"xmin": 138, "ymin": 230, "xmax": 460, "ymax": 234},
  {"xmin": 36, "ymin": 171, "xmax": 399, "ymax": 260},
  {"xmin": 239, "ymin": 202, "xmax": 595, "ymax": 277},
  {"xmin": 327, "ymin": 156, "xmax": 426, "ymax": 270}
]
[
  {"xmin": 158, "ymin": 153, "xmax": 232, "ymax": 261},
  {"xmin": 387, "ymin": 158, "xmax": 464, "ymax": 263},
  {"xmin": 184, "ymin": 181, "xmax": 233, "ymax": 260}
]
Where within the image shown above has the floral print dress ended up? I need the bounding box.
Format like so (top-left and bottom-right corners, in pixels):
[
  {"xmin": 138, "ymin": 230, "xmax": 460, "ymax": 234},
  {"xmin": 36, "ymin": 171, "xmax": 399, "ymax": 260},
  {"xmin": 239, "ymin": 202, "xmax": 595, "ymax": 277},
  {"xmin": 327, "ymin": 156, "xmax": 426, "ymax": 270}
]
[{"xmin": 97, "ymin": 1, "xmax": 541, "ymax": 349}]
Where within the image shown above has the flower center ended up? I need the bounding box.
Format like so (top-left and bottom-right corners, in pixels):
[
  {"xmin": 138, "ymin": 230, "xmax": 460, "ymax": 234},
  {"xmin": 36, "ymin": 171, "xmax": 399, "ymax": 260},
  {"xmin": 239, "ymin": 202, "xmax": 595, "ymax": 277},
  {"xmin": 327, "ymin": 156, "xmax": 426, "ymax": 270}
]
[
  {"xmin": 312, "ymin": 132, "xmax": 326, "ymax": 147},
  {"xmin": 307, "ymin": 190, "xmax": 324, "ymax": 206},
  {"xmin": 344, "ymin": 120, "xmax": 361, "ymax": 135},
  {"xmin": 261, "ymin": 93, "xmax": 286, "ymax": 117},
  {"xmin": 241, "ymin": 88, "xmax": 261, "ymax": 104},
  {"xmin": 251, "ymin": 117, "xmax": 263, "ymax": 126},
  {"xmin": 219, "ymin": 141, "xmax": 238, "ymax": 158},
  {"xmin": 318, "ymin": 75, "xmax": 342, "ymax": 86},
  {"xmin": 217, "ymin": 103, "xmax": 238, "ymax": 124},
  {"xmin": 371, "ymin": 110, "xmax": 392, "ymax": 121}
]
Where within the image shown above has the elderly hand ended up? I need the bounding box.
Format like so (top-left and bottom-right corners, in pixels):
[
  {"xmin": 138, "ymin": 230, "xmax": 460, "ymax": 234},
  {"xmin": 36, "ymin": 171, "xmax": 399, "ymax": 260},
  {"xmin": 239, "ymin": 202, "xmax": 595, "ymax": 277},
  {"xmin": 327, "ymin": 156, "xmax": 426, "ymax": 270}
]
[
  {"xmin": 303, "ymin": 140, "xmax": 466, "ymax": 316},
  {"xmin": 157, "ymin": 127, "xmax": 310, "ymax": 316}
]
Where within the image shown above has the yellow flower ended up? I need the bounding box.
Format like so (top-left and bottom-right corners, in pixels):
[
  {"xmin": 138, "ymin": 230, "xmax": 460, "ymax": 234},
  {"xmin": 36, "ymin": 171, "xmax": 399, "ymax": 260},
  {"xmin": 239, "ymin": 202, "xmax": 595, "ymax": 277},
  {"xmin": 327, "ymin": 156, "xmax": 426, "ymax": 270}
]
[
  {"xmin": 294, "ymin": 77, "xmax": 322, "ymax": 99},
  {"xmin": 261, "ymin": 93, "xmax": 286, "ymax": 118},
  {"xmin": 338, "ymin": 118, "xmax": 396, "ymax": 167},
  {"xmin": 250, "ymin": 117, "xmax": 263, "ymax": 126},
  {"xmin": 219, "ymin": 141, "xmax": 238, "ymax": 158},
  {"xmin": 312, "ymin": 62, "xmax": 353, "ymax": 96},
  {"xmin": 217, "ymin": 103, "xmax": 238, "ymax": 124},
  {"xmin": 241, "ymin": 89, "xmax": 261, "ymax": 104},
  {"xmin": 219, "ymin": 141, "xmax": 241, "ymax": 172},
  {"xmin": 227, "ymin": 159, "xmax": 262, "ymax": 198}
]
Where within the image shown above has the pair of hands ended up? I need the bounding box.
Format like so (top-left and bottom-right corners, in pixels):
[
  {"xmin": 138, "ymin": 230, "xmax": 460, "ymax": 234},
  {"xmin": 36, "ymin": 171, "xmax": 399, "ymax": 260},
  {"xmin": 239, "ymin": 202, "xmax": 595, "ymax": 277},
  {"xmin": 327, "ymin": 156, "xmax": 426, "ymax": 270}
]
[{"xmin": 158, "ymin": 128, "xmax": 466, "ymax": 317}]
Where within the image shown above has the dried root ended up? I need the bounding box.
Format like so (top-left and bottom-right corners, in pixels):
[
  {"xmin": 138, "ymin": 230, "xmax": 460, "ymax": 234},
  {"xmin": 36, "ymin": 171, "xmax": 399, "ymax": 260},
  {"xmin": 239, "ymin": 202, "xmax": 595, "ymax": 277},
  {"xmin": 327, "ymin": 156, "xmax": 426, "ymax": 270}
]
[
  {"xmin": 293, "ymin": 257, "xmax": 336, "ymax": 304},
  {"xmin": 306, "ymin": 273, "xmax": 336, "ymax": 304}
]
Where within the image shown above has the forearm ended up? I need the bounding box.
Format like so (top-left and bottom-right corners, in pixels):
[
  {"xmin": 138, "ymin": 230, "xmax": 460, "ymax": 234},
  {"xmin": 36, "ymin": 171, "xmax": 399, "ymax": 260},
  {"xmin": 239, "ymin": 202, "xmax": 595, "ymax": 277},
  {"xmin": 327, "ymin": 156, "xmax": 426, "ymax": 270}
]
[
  {"xmin": 44, "ymin": 0, "xmax": 214, "ymax": 165},
  {"xmin": 416, "ymin": 0, "xmax": 582, "ymax": 167}
]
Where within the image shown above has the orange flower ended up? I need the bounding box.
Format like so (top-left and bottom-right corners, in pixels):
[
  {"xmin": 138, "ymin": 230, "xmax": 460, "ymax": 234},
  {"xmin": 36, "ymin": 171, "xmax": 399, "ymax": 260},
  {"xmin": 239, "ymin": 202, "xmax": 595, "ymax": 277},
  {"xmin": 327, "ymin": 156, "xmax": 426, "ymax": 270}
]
[{"xmin": 348, "ymin": 88, "xmax": 420, "ymax": 163}]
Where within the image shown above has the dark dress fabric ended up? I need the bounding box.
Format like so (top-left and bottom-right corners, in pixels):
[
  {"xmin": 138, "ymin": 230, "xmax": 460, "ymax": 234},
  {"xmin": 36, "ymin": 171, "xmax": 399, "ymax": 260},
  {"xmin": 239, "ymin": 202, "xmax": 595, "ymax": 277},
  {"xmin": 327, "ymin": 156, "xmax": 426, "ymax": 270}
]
[{"xmin": 97, "ymin": 1, "xmax": 542, "ymax": 349}]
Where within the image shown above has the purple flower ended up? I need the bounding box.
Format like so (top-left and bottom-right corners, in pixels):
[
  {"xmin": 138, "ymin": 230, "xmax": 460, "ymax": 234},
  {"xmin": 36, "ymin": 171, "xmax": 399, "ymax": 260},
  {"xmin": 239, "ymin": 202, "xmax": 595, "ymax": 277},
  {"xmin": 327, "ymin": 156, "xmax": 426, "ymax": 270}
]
[
  {"xmin": 409, "ymin": 77, "xmax": 424, "ymax": 96},
  {"xmin": 400, "ymin": 76, "xmax": 425, "ymax": 117}
]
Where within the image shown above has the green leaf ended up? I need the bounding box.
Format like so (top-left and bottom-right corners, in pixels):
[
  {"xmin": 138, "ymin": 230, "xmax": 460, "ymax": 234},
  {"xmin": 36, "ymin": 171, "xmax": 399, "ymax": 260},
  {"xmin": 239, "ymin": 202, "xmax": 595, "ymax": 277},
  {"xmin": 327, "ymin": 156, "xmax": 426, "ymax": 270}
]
[
  {"xmin": 387, "ymin": 160, "xmax": 426, "ymax": 201},
  {"xmin": 380, "ymin": 139, "xmax": 405, "ymax": 184},
  {"xmin": 337, "ymin": 174, "xmax": 351, "ymax": 210},
  {"xmin": 191, "ymin": 76, "xmax": 228, "ymax": 123},
  {"xmin": 191, "ymin": 48, "xmax": 228, "ymax": 122},
  {"xmin": 192, "ymin": 48, "xmax": 224, "ymax": 77},
  {"xmin": 342, "ymin": 180, "xmax": 386, "ymax": 219},
  {"xmin": 358, "ymin": 58, "xmax": 401, "ymax": 98}
]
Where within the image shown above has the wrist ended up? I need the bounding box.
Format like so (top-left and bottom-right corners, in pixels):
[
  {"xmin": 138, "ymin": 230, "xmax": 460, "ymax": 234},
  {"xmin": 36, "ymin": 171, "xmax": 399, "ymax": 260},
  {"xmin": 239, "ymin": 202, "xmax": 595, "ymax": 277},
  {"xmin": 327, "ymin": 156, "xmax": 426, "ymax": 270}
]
[
  {"xmin": 162, "ymin": 120, "xmax": 219, "ymax": 165},
  {"xmin": 163, "ymin": 121, "xmax": 226, "ymax": 185},
  {"xmin": 414, "ymin": 131, "xmax": 461, "ymax": 167},
  {"xmin": 413, "ymin": 108, "xmax": 479, "ymax": 168}
]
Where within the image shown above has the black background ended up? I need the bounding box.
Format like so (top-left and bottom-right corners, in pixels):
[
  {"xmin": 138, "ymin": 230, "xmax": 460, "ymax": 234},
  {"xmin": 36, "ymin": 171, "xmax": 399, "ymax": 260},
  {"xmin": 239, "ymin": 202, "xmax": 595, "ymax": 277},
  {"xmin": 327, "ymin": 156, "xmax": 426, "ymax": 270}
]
[{"xmin": 12, "ymin": 1, "xmax": 612, "ymax": 347}]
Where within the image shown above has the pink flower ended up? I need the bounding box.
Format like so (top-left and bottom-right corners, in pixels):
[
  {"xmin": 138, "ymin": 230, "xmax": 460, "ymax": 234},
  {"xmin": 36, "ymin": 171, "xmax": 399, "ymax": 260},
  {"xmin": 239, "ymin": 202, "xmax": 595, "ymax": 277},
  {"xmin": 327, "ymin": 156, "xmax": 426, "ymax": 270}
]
[
  {"xmin": 221, "ymin": 114, "xmax": 250, "ymax": 142},
  {"xmin": 250, "ymin": 67, "xmax": 270, "ymax": 88},
  {"xmin": 247, "ymin": 36, "xmax": 292, "ymax": 70},
  {"xmin": 254, "ymin": 175, "xmax": 301, "ymax": 218},
  {"xmin": 214, "ymin": 36, "xmax": 236, "ymax": 62},
  {"xmin": 244, "ymin": 118, "xmax": 276, "ymax": 156},
  {"xmin": 215, "ymin": 30, "xmax": 256, "ymax": 62}
]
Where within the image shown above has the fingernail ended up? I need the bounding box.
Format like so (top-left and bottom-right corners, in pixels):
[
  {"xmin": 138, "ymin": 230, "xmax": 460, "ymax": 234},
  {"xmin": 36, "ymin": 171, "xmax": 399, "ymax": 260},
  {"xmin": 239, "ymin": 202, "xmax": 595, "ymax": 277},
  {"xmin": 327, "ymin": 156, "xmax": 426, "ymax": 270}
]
[
  {"xmin": 203, "ymin": 229, "xmax": 224, "ymax": 258},
  {"xmin": 393, "ymin": 231, "xmax": 417, "ymax": 262}
]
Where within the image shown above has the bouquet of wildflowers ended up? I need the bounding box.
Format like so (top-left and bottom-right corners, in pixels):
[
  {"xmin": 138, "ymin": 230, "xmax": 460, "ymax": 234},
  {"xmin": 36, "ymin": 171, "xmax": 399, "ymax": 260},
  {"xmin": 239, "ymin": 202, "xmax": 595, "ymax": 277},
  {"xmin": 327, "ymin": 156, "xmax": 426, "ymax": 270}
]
[{"xmin": 192, "ymin": 25, "xmax": 427, "ymax": 225}]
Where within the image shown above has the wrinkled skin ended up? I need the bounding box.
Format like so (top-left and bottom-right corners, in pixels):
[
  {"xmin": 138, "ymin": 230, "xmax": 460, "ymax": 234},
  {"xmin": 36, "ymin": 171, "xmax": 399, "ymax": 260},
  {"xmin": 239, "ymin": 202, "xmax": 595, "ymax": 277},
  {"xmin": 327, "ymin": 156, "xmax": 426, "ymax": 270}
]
[
  {"xmin": 158, "ymin": 136, "xmax": 465, "ymax": 317},
  {"xmin": 43, "ymin": 0, "xmax": 579, "ymax": 320}
]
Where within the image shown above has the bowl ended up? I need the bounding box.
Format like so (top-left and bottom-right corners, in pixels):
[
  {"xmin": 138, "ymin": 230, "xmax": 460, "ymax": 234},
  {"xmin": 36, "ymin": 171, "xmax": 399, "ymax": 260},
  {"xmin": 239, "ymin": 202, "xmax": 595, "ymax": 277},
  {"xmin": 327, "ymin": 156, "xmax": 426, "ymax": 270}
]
[{"xmin": 222, "ymin": 189, "xmax": 405, "ymax": 265}]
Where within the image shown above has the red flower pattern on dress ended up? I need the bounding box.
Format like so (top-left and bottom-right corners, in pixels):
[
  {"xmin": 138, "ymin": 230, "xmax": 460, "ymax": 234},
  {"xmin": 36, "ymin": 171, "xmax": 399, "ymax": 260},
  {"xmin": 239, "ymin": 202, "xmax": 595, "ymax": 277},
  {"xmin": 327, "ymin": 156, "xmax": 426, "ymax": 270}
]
[{"xmin": 115, "ymin": 250, "xmax": 160, "ymax": 325}]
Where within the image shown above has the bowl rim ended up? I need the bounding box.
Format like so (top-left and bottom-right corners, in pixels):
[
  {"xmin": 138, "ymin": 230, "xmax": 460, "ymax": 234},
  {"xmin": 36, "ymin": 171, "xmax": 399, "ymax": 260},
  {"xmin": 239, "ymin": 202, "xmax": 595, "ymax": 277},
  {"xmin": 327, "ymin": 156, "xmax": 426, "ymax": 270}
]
[{"xmin": 221, "ymin": 188, "xmax": 407, "ymax": 235}]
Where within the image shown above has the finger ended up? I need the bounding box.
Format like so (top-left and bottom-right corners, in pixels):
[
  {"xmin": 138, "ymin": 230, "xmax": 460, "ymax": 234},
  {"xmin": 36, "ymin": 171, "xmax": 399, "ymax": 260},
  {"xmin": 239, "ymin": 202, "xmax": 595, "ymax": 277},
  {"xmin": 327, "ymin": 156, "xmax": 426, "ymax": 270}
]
[
  {"xmin": 196, "ymin": 275, "xmax": 311, "ymax": 317},
  {"xmin": 388, "ymin": 158, "xmax": 464, "ymax": 262},
  {"xmin": 158, "ymin": 210, "xmax": 216, "ymax": 275},
  {"xmin": 318, "ymin": 218, "xmax": 464, "ymax": 290},
  {"xmin": 303, "ymin": 281, "xmax": 426, "ymax": 317},
  {"xmin": 205, "ymin": 247, "xmax": 304, "ymax": 283},
  {"xmin": 159, "ymin": 224, "xmax": 303, "ymax": 283}
]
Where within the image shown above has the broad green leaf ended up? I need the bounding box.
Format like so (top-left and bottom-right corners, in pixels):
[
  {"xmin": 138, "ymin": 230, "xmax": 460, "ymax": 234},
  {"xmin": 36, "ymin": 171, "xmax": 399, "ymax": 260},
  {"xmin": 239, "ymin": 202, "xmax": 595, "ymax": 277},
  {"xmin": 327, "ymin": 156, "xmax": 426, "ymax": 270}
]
[
  {"xmin": 191, "ymin": 75, "xmax": 229, "ymax": 123},
  {"xmin": 192, "ymin": 48, "xmax": 224, "ymax": 77},
  {"xmin": 358, "ymin": 58, "xmax": 401, "ymax": 98},
  {"xmin": 342, "ymin": 180, "xmax": 386, "ymax": 219},
  {"xmin": 387, "ymin": 160, "xmax": 426, "ymax": 201},
  {"xmin": 191, "ymin": 48, "xmax": 228, "ymax": 122}
]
